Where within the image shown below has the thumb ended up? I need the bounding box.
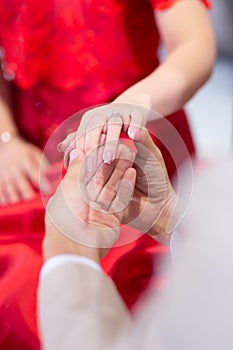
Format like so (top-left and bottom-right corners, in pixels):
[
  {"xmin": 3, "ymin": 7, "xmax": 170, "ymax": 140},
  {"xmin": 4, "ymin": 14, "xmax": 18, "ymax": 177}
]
[
  {"xmin": 134, "ymin": 127, "xmax": 162, "ymax": 159},
  {"xmin": 66, "ymin": 148, "xmax": 85, "ymax": 180}
]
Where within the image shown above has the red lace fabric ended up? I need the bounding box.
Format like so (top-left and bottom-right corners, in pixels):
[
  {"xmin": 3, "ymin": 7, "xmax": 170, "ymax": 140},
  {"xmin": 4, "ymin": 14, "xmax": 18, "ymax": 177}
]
[
  {"xmin": 0, "ymin": 0, "xmax": 159, "ymax": 90},
  {"xmin": 0, "ymin": 0, "xmax": 210, "ymax": 91},
  {"xmin": 0, "ymin": 0, "xmax": 211, "ymax": 148}
]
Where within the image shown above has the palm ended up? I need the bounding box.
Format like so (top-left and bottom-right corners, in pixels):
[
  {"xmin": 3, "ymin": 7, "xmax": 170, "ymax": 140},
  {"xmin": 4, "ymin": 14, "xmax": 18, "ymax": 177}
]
[
  {"xmin": 47, "ymin": 170, "xmax": 120, "ymax": 250},
  {"xmin": 122, "ymin": 140, "xmax": 171, "ymax": 233},
  {"xmin": 47, "ymin": 144, "xmax": 136, "ymax": 249}
]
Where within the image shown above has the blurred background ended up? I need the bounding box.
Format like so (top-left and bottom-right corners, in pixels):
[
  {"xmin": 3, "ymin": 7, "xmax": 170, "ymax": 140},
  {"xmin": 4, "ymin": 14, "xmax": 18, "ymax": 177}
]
[{"xmin": 187, "ymin": 0, "xmax": 233, "ymax": 159}]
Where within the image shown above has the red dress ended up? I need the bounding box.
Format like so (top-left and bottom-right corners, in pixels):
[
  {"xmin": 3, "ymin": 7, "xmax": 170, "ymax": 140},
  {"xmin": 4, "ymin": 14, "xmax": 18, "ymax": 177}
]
[{"xmin": 0, "ymin": 1, "xmax": 210, "ymax": 349}]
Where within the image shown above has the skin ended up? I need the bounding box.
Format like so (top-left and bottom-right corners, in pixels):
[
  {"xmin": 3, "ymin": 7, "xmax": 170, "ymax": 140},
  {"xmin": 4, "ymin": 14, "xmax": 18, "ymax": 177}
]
[
  {"xmin": 121, "ymin": 127, "xmax": 178, "ymax": 245},
  {"xmin": 115, "ymin": 0, "xmax": 216, "ymax": 115},
  {"xmin": 44, "ymin": 128, "xmax": 178, "ymax": 263},
  {"xmin": 44, "ymin": 145, "xmax": 136, "ymax": 262},
  {"xmin": 59, "ymin": 0, "xmax": 216, "ymax": 168},
  {"xmin": 0, "ymin": 74, "xmax": 50, "ymax": 205},
  {"xmin": 0, "ymin": 0, "xmax": 215, "ymax": 205},
  {"xmin": 63, "ymin": 125, "xmax": 178, "ymax": 242}
]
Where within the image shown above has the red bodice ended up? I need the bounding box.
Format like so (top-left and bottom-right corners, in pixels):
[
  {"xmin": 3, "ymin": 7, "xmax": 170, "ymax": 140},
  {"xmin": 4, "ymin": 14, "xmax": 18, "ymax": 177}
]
[
  {"xmin": 0, "ymin": 0, "xmax": 210, "ymax": 147},
  {"xmin": 0, "ymin": 0, "xmax": 160, "ymax": 90}
]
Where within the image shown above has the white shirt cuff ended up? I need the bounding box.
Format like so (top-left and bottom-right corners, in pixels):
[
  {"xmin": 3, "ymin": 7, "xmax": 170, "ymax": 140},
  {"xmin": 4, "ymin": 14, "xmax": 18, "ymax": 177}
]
[{"xmin": 40, "ymin": 254, "xmax": 103, "ymax": 282}]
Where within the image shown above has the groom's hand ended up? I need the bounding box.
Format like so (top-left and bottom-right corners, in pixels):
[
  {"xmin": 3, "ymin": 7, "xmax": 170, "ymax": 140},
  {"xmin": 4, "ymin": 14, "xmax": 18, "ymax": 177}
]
[
  {"xmin": 43, "ymin": 144, "xmax": 136, "ymax": 262},
  {"xmin": 123, "ymin": 127, "xmax": 177, "ymax": 245}
]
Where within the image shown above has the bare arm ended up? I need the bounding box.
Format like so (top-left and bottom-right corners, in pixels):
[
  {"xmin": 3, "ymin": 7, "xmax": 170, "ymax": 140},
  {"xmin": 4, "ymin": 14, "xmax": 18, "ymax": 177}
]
[
  {"xmin": 0, "ymin": 69, "xmax": 18, "ymax": 136},
  {"xmin": 0, "ymin": 69, "xmax": 50, "ymax": 205},
  {"xmin": 115, "ymin": 0, "xmax": 216, "ymax": 118},
  {"xmin": 59, "ymin": 1, "xmax": 216, "ymax": 170}
]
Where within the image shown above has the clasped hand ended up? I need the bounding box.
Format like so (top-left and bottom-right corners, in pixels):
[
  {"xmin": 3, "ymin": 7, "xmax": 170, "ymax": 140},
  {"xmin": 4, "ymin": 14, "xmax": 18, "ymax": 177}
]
[{"xmin": 44, "ymin": 109, "xmax": 177, "ymax": 262}]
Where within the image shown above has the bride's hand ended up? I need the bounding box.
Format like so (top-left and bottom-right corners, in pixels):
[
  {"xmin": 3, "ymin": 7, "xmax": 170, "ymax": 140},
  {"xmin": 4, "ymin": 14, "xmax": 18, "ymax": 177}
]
[
  {"xmin": 58, "ymin": 104, "xmax": 147, "ymax": 168},
  {"xmin": 0, "ymin": 136, "xmax": 50, "ymax": 205}
]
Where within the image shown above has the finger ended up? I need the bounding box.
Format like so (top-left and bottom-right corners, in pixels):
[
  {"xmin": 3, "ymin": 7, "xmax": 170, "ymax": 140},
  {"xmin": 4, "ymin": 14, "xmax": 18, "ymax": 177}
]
[
  {"xmin": 115, "ymin": 143, "xmax": 136, "ymax": 171},
  {"xmin": 86, "ymin": 157, "xmax": 116, "ymax": 202},
  {"xmin": 23, "ymin": 158, "xmax": 41, "ymax": 191},
  {"xmin": 64, "ymin": 138, "xmax": 77, "ymax": 169},
  {"xmin": 3, "ymin": 179, "xmax": 21, "ymax": 204},
  {"xmin": 80, "ymin": 108, "xmax": 107, "ymax": 158},
  {"xmin": 122, "ymin": 111, "xmax": 131, "ymax": 133},
  {"xmin": 39, "ymin": 153, "xmax": 52, "ymax": 194},
  {"xmin": 39, "ymin": 176, "xmax": 51, "ymax": 195},
  {"xmin": 109, "ymin": 167, "xmax": 136, "ymax": 214},
  {"xmin": 96, "ymin": 145, "xmax": 135, "ymax": 210},
  {"xmin": 110, "ymin": 104, "xmax": 130, "ymax": 132},
  {"xmin": 128, "ymin": 109, "xmax": 145, "ymax": 140},
  {"xmin": 13, "ymin": 171, "xmax": 35, "ymax": 201},
  {"xmin": 63, "ymin": 149, "xmax": 87, "ymax": 204},
  {"xmin": 75, "ymin": 131, "xmax": 85, "ymax": 151},
  {"xmin": 84, "ymin": 124, "xmax": 104, "ymax": 152},
  {"xmin": 0, "ymin": 169, "xmax": 23, "ymax": 205},
  {"xmin": 57, "ymin": 132, "xmax": 76, "ymax": 152},
  {"xmin": 40, "ymin": 153, "xmax": 50, "ymax": 172},
  {"xmin": 103, "ymin": 113, "xmax": 123, "ymax": 164},
  {"xmin": 27, "ymin": 153, "xmax": 51, "ymax": 194},
  {"xmin": 63, "ymin": 131, "xmax": 85, "ymax": 169},
  {"xmin": 84, "ymin": 132, "xmax": 101, "ymax": 176},
  {"xmin": 0, "ymin": 188, "xmax": 8, "ymax": 206},
  {"xmin": 65, "ymin": 148, "xmax": 85, "ymax": 182},
  {"xmin": 134, "ymin": 127, "xmax": 163, "ymax": 160},
  {"xmin": 83, "ymin": 122, "xmax": 106, "ymax": 175},
  {"xmin": 82, "ymin": 143, "xmax": 103, "ymax": 189},
  {"xmin": 85, "ymin": 145, "xmax": 113, "ymax": 196}
]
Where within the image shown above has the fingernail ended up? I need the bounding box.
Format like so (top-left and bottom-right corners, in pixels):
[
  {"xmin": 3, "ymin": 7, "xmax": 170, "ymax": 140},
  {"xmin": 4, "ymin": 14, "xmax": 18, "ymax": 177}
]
[
  {"xmin": 70, "ymin": 149, "xmax": 82, "ymax": 162},
  {"xmin": 87, "ymin": 157, "xmax": 94, "ymax": 172},
  {"xmin": 104, "ymin": 151, "xmax": 112, "ymax": 164},
  {"xmin": 128, "ymin": 127, "xmax": 138, "ymax": 140}
]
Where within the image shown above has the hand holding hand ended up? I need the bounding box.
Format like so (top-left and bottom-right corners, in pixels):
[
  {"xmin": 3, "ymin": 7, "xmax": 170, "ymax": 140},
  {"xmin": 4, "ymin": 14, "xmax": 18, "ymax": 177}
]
[
  {"xmin": 58, "ymin": 104, "xmax": 148, "ymax": 167},
  {"xmin": 43, "ymin": 144, "xmax": 136, "ymax": 262}
]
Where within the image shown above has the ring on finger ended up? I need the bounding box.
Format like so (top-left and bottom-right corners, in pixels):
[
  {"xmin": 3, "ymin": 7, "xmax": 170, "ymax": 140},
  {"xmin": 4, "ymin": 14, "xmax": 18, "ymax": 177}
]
[{"xmin": 108, "ymin": 111, "xmax": 124, "ymax": 123}]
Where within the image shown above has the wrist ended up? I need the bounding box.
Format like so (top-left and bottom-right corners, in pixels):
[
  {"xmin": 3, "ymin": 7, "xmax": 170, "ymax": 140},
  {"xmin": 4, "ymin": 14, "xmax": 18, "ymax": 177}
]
[
  {"xmin": 43, "ymin": 220, "xmax": 101, "ymax": 264},
  {"xmin": 113, "ymin": 87, "xmax": 152, "ymax": 117},
  {"xmin": 0, "ymin": 129, "xmax": 19, "ymax": 144}
]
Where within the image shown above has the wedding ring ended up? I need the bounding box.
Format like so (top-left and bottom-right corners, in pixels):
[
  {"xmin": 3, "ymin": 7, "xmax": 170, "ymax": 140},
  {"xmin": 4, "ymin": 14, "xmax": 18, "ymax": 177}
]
[{"xmin": 108, "ymin": 111, "xmax": 123, "ymax": 123}]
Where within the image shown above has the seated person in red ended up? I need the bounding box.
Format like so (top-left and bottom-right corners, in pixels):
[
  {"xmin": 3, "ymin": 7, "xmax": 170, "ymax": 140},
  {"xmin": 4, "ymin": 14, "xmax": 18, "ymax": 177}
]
[{"xmin": 0, "ymin": 1, "xmax": 215, "ymax": 349}]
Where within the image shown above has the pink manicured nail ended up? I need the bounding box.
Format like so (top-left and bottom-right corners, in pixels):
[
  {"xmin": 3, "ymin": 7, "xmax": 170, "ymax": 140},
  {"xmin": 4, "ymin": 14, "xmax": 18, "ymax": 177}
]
[
  {"xmin": 70, "ymin": 149, "xmax": 82, "ymax": 162},
  {"xmin": 128, "ymin": 127, "xmax": 138, "ymax": 140},
  {"xmin": 104, "ymin": 151, "xmax": 112, "ymax": 164}
]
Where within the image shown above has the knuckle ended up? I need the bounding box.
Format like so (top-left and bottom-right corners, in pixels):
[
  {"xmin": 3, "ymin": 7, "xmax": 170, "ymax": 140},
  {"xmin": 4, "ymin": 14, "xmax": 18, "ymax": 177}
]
[
  {"xmin": 94, "ymin": 175, "xmax": 105, "ymax": 189},
  {"xmin": 105, "ymin": 182, "xmax": 116, "ymax": 193}
]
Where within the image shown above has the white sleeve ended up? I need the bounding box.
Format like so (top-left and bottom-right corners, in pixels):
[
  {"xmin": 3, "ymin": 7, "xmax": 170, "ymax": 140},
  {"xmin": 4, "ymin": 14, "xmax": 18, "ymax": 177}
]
[
  {"xmin": 39, "ymin": 254, "xmax": 132, "ymax": 350},
  {"xmin": 40, "ymin": 254, "xmax": 102, "ymax": 281}
]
